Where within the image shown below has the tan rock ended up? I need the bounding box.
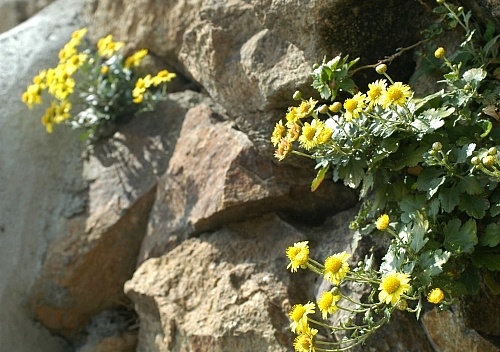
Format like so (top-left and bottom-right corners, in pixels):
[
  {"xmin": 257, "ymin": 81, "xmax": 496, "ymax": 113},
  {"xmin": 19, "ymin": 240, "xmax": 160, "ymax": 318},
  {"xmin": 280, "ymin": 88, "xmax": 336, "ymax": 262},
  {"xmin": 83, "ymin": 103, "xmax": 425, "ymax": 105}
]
[
  {"xmin": 138, "ymin": 103, "xmax": 357, "ymax": 261},
  {"xmin": 422, "ymin": 308, "xmax": 500, "ymax": 352}
]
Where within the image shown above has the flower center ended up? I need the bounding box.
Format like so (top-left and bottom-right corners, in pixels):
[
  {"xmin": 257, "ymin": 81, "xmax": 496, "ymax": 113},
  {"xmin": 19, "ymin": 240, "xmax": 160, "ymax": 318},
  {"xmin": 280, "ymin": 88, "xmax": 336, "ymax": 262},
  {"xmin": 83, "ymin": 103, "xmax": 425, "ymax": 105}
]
[
  {"xmin": 325, "ymin": 257, "xmax": 342, "ymax": 273},
  {"xmin": 383, "ymin": 276, "xmax": 401, "ymax": 294},
  {"xmin": 318, "ymin": 293, "xmax": 333, "ymax": 310},
  {"xmin": 291, "ymin": 305, "xmax": 306, "ymax": 322},
  {"xmin": 303, "ymin": 125, "xmax": 316, "ymax": 140},
  {"xmin": 387, "ymin": 87, "xmax": 403, "ymax": 101},
  {"xmin": 344, "ymin": 99, "xmax": 357, "ymax": 112}
]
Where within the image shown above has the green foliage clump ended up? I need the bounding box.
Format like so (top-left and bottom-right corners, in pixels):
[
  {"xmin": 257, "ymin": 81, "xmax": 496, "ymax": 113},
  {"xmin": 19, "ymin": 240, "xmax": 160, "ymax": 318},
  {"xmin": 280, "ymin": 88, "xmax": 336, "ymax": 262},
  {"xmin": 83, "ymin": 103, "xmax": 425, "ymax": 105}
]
[{"xmin": 276, "ymin": 1, "xmax": 500, "ymax": 351}]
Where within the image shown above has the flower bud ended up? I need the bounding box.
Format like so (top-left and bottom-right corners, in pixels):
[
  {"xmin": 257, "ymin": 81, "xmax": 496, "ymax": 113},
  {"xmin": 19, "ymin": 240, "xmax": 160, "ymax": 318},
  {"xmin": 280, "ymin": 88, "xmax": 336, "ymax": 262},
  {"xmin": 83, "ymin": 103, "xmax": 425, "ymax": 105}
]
[
  {"xmin": 375, "ymin": 64, "xmax": 387, "ymax": 74},
  {"xmin": 457, "ymin": 6, "xmax": 463, "ymax": 12},
  {"xmin": 436, "ymin": 0, "xmax": 445, "ymax": 4},
  {"xmin": 292, "ymin": 90, "xmax": 302, "ymax": 101},
  {"xmin": 428, "ymin": 149, "xmax": 437, "ymax": 156},
  {"xmin": 318, "ymin": 104, "xmax": 329, "ymax": 114},
  {"xmin": 488, "ymin": 147, "xmax": 497, "ymax": 156},
  {"xmin": 471, "ymin": 156, "xmax": 480, "ymax": 165},
  {"xmin": 482, "ymin": 155, "xmax": 496, "ymax": 167},
  {"xmin": 434, "ymin": 47, "xmax": 446, "ymax": 59},
  {"xmin": 432, "ymin": 142, "xmax": 443, "ymax": 151},
  {"xmin": 395, "ymin": 300, "xmax": 408, "ymax": 311},
  {"xmin": 329, "ymin": 102, "xmax": 342, "ymax": 113}
]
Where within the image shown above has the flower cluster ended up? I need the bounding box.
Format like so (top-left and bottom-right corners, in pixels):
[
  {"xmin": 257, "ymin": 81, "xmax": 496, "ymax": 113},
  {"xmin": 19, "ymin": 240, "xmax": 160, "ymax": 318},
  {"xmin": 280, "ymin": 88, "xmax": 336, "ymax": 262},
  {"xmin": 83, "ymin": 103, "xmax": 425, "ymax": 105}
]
[
  {"xmin": 279, "ymin": 1, "xmax": 500, "ymax": 351},
  {"xmin": 286, "ymin": 241, "xmax": 429, "ymax": 351},
  {"xmin": 22, "ymin": 28, "xmax": 176, "ymax": 140}
]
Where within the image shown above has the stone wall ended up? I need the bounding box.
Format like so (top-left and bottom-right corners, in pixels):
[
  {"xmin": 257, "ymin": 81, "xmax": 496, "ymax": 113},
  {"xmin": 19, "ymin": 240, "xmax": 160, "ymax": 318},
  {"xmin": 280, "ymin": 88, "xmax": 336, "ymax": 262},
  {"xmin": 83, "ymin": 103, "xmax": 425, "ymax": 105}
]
[{"xmin": 0, "ymin": 0, "xmax": 499, "ymax": 351}]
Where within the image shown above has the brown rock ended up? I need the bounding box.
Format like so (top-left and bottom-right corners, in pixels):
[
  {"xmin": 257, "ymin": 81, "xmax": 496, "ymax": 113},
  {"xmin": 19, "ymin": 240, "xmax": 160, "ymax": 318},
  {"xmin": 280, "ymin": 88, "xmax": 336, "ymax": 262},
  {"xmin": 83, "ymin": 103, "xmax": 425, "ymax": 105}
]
[
  {"xmin": 29, "ymin": 91, "xmax": 210, "ymax": 337},
  {"xmin": 422, "ymin": 308, "xmax": 500, "ymax": 352},
  {"xmin": 138, "ymin": 104, "xmax": 357, "ymax": 261}
]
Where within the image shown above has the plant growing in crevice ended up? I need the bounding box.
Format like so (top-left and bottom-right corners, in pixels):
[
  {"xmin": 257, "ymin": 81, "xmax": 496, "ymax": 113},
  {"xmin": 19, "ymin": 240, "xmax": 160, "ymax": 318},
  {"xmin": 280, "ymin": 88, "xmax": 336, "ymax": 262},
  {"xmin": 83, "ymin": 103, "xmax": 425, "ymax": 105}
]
[
  {"xmin": 274, "ymin": 1, "xmax": 500, "ymax": 350},
  {"xmin": 22, "ymin": 28, "xmax": 176, "ymax": 141}
]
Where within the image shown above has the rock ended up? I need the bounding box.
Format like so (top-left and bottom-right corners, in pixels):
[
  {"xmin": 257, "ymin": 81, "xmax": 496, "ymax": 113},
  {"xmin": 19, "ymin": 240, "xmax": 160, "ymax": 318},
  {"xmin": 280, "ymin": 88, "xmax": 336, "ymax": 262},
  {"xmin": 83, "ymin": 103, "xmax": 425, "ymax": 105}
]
[
  {"xmin": 138, "ymin": 103, "xmax": 357, "ymax": 261},
  {"xmin": 0, "ymin": 0, "xmax": 86, "ymax": 351},
  {"xmin": 422, "ymin": 308, "xmax": 500, "ymax": 352},
  {"xmin": 126, "ymin": 214, "xmax": 306, "ymax": 352},
  {"xmin": 29, "ymin": 91, "xmax": 212, "ymax": 339},
  {"xmin": 0, "ymin": 0, "xmax": 55, "ymax": 34}
]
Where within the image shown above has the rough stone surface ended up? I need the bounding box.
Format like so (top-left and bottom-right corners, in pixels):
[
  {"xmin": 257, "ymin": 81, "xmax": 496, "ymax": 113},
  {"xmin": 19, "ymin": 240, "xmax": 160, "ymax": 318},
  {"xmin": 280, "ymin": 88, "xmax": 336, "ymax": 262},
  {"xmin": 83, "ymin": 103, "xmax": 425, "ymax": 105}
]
[
  {"xmin": 422, "ymin": 308, "xmax": 500, "ymax": 352},
  {"xmin": 0, "ymin": 0, "xmax": 55, "ymax": 34},
  {"xmin": 138, "ymin": 103, "xmax": 357, "ymax": 262},
  {"xmin": 126, "ymin": 214, "xmax": 306, "ymax": 352},
  {"xmin": 29, "ymin": 91, "xmax": 212, "ymax": 338},
  {"xmin": 0, "ymin": 1, "xmax": 85, "ymax": 351}
]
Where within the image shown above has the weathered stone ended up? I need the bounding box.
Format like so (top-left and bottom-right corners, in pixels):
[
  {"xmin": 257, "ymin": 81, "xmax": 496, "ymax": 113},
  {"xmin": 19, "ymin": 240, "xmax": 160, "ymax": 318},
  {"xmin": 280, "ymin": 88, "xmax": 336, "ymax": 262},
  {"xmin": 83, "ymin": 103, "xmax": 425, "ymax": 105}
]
[
  {"xmin": 29, "ymin": 91, "xmax": 212, "ymax": 338},
  {"xmin": 422, "ymin": 308, "xmax": 500, "ymax": 352},
  {"xmin": 0, "ymin": 0, "xmax": 86, "ymax": 351},
  {"xmin": 0, "ymin": 0, "xmax": 55, "ymax": 34},
  {"xmin": 138, "ymin": 103, "xmax": 357, "ymax": 261},
  {"xmin": 126, "ymin": 214, "xmax": 307, "ymax": 352}
]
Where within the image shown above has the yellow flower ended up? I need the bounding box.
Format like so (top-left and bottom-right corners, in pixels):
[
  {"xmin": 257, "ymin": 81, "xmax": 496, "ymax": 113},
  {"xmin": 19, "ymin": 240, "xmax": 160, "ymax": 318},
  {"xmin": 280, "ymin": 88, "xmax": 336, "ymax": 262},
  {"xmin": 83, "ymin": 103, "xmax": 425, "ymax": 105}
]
[
  {"xmin": 132, "ymin": 75, "xmax": 153, "ymax": 101},
  {"xmin": 52, "ymin": 101, "xmax": 72, "ymax": 124},
  {"xmin": 286, "ymin": 241, "xmax": 310, "ymax": 272},
  {"xmin": 97, "ymin": 34, "xmax": 124, "ymax": 58},
  {"xmin": 285, "ymin": 106, "xmax": 299, "ymax": 124},
  {"xmin": 22, "ymin": 84, "xmax": 42, "ymax": 109},
  {"xmin": 316, "ymin": 126, "xmax": 333, "ymax": 144},
  {"xmin": 289, "ymin": 302, "xmax": 315, "ymax": 334},
  {"xmin": 124, "ymin": 49, "xmax": 148, "ymax": 69},
  {"xmin": 317, "ymin": 291, "xmax": 340, "ymax": 320},
  {"xmin": 299, "ymin": 119, "xmax": 327, "ymax": 150},
  {"xmin": 379, "ymin": 82, "xmax": 412, "ymax": 109},
  {"xmin": 434, "ymin": 47, "xmax": 446, "ymax": 59},
  {"xmin": 151, "ymin": 69, "xmax": 176, "ymax": 86},
  {"xmin": 65, "ymin": 53, "xmax": 88, "ymax": 75},
  {"xmin": 287, "ymin": 123, "xmax": 301, "ymax": 142},
  {"xmin": 323, "ymin": 252, "xmax": 351, "ymax": 285},
  {"xmin": 366, "ymin": 79, "xmax": 387, "ymax": 107},
  {"xmin": 427, "ymin": 288, "xmax": 445, "ymax": 304},
  {"xmin": 295, "ymin": 98, "xmax": 317, "ymax": 119},
  {"xmin": 293, "ymin": 326, "xmax": 318, "ymax": 352},
  {"xmin": 58, "ymin": 43, "xmax": 77, "ymax": 63},
  {"xmin": 271, "ymin": 120, "xmax": 287, "ymax": 147},
  {"xmin": 133, "ymin": 94, "xmax": 144, "ymax": 104},
  {"xmin": 343, "ymin": 92, "xmax": 366, "ymax": 121},
  {"xmin": 274, "ymin": 137, "xmax": 292, "ymax": 160},
  {"xmin": 71, "ymin": 28, "xmax": 87, "ymax": 42},
  {"xmin": 378, "ymin": 272, "xmax": 411, "ymax": 305},
  {"xmin": 329, "ymin": 102, "xmax": 342, "ymax": 113},
  {"xmin": 375, "ymin": 214, "xmax": 390, "ymax": 231},
  {"xmin": 41, "ymin": 101, "xmax": 57, "ymax": 133},
  {"xmin": 100, "ymin": 65, "xmax": 109, "ymax": 75}
]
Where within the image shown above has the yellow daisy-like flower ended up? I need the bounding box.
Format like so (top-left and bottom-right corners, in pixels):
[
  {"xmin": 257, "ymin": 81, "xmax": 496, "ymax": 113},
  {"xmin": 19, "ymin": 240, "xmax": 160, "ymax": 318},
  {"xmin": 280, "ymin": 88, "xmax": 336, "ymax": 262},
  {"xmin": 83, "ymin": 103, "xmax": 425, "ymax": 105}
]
[
  {"xmin": 52, "ymin": 101, "xmax": 72, "ymax": 124},
  {"xmin": 97, "ymin": 34, "xmax": 124, "ymax": 58},
  {"xmin": 271, "ymin": 120, "xmax": 287, "ymax": 147},
  {"xmin": 286, "ymin": 241, "xmax": 310, "ymax": 272},
  {"xmin": 343, "ymin": 92, "xmax": 366, "ymax": 121},
  {"xmin": 41, "ymin": 101, "xmax": 58, "ymax": 133},
  {"xmin": 298, "ymin": 119, "xmax": 327, "ymax": 151},
  {"xmin": 58, "ymin": 42, "xmax": 77, "ymax": 63},
  {"xmin": 427, "ymin": 288, "xmax": 445, "ymax": 304},
  {"xmin": 124, "ymin": 49, "xmax": 149, "ymax": 69},
  {"xmin": 289, "ymin": 302, "xmax": 315, "ymax": 334},
  {"xmin": 295, "ymin": 98, "xmax": 317, "ymax": 119},
  {"xmin": 378, "ymin": 272, "xmax": 411, "ymax": 305},
  {"xmin": 316, "ymin": 126, "xmax": 333, "ymax": 144},
  {"xmin": 379, "ymin": 82, "xmax": 412, "ymax": 109},
  {"xmin": 274, "ymin": 137, "xmax": 292, "ymax": 160},
  {"xmin": 287, "ymin": 122, "xmax": 301, "ymax": 142},
  {"xmin": 285, "ymin": 106, "xmax": 299, "ymax": 124},
  {"xmin": 65, "ymin": 53, "xmax": 88, "ymax": 75},
  {"xmin": 132, "ymin": 74, "xmax": 153, "ymax": 102},
  {"xmin": 71, "ymin": 28, "xmax": 87, "ymax": 42},
  {"xmin": 151, "ymin": 69, "xmax": 176, "ymax": 86},
  {"xmin": 375, "ymin": 214, "xmax": 390, "ymax": 231},
  {"xmin": 100, "ymin": 65, "xmax": 109, "ymax": 75},
  {"xmin": 293, "ymin": 326, "xmax": 318, "ymax": 352},
  {"xmin": 317, "ymin": 291, "xmax": 340, "ymax": 320},
  {"xmin": 323, "ymin": 252, "xmax": 351, "ymax": 285},
  {"xmin": 366, "ymin": 79, "xmax": 387, "ymax": 107},
  {"xmin": 22, "ymin": 83, "xmax": 43, "ymax": 109}
]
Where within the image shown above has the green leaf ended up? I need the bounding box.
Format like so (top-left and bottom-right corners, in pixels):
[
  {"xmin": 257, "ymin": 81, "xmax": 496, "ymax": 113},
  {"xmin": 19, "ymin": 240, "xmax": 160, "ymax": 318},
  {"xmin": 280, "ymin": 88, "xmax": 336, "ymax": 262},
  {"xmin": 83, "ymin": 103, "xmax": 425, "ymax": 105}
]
[
  {"xmin": 443, "ymin": 218, "xmax": 478, "ymax": 253},
  {"xmin": 459, "ymin": 194, "xmax": 490, "ymax": 219},
  {"xmin": 484, "ymin": 271, "xmax": 500, "ymax": 295},
  {"xmin": 439, "ymin": 186, "xmax": 461, "ymax": 213},
  {"xmin": 462, "ymin": 68, "xmax": 487, "ymax": 85},
  {"xmin": 480, "ymin": 223, "xmax": 500, "ymax": 247},
  {"xmin": 311, "ymin": 165, "xmax": 329, "ymax": 192},
  {"xmin": 457, "ymin": 175, "xmax": 483, "ymax": 195},
  {"xmin": 472, "ymin": 252, "xmax": 500, "ymax": 270},
  {"xmin": 408, "ymin": 214, "xmax": 429, "ymax": 253},
  {"xmin": 416, "ymin": 167, "xmax": 446, "ymax": 199},
  {"xmin": 418, "ymin": 249, "xmax": 451, "ymax": 285}
]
